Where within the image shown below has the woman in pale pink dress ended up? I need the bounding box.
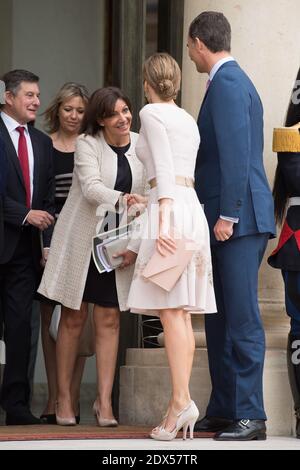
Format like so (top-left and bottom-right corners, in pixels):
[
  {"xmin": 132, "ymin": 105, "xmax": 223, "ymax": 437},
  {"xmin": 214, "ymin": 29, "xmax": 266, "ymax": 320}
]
[{"xmin": 126, "ymin": 53, "xmax": 217, "ymax": 441}]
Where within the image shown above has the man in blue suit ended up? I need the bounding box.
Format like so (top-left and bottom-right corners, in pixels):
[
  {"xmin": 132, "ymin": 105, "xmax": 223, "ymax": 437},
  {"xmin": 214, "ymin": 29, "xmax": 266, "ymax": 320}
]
[{"xmin": 187, "ymin": 11, "xmax": 276, "ymax": 441}]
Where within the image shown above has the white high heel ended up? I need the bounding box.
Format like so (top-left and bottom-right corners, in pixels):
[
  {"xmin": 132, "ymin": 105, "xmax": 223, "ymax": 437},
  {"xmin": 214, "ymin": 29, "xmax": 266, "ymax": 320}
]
[
  {"xmin": 150, "ymin": 401, "xmax": 199, "ymax": 441},
  {"xmin": 151, "ymin": 410, "xmax": 169, "ymax": 435}
]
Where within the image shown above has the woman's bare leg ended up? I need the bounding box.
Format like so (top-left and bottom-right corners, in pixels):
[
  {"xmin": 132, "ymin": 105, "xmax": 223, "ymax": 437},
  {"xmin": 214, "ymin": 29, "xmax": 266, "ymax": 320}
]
[
  {"xmin": 159, "ymin": 308, "xmax": 193, "ymax": 432},
  {"xmin": 184, "ymin": 313, "xmax": 195, "ymax": 384},
  {"xmin": 40, "ymin": 302, "xmax": 56, "ymax": 414},
  {"xmin": 70, "ymin": 356, "xmax": 86, "ymax": 417},
  {"xmin": 56, "ymin": 304, "xmax": 87, "ymax": 418},
  {"xmin": 93, "ymin": 305, "xmax": 120, "ymax": 419}
]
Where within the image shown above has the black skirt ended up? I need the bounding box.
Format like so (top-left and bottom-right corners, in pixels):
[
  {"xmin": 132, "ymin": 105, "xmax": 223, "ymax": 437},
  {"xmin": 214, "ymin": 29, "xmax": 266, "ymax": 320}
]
[{"xmin": 82, "ymin": 256, "xmax": 119, "ymax": 307}]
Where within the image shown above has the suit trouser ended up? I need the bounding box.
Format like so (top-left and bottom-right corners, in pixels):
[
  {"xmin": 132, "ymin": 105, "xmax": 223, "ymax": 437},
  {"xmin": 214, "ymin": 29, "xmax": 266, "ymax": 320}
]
[
  {"xmin": 0, "ymin": 229, "xmax": 35, "ymax": 414},
  {"xmin": 205, "ymin": 233, "xmax": 269, "ymax": 420}
]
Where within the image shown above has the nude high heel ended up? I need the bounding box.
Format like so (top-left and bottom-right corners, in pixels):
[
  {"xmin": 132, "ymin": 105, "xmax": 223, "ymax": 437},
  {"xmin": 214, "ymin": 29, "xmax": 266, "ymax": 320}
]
[
  {"xmin": 92, "ymin": 401, "xmax": 118, "ymax": 427},
  {"xmin": 150, "ymin": 401, "xmax": 199, "ymax": 441},
  {"xmin": 55, "ymin": 403, "xmax": 76, "ymax": 426}
]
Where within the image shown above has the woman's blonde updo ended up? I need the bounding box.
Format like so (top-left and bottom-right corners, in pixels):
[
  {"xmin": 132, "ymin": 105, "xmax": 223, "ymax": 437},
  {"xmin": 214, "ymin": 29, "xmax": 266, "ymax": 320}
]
[{"xmin": 143, "ymin": 52, "xmax": 181, "ymax": 101}]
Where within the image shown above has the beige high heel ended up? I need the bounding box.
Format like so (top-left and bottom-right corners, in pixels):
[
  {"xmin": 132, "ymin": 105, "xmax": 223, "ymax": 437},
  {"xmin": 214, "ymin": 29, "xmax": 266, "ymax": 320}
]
[
  {"xmin": 55, "ymin": 403, "xmax": 76, "ymax": 426},
  {"xmin": 150, "ymin": 401, "xmax": 199, "ymax": 441},
  {"xmin": 92, "ymin": 401, "xmax": 118, "ymax": 427}
]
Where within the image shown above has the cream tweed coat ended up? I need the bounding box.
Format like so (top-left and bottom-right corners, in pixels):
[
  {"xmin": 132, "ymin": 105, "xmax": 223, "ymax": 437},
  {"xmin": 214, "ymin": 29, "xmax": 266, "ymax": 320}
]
[{"xmin": 38, "ymin": 131, "xmax": 145, "ymax": 311}]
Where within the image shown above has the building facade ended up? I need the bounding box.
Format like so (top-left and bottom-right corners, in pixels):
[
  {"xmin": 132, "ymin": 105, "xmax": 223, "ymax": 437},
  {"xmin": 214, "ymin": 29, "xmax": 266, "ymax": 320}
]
[{"xmin": 1, "ymin": 0, "xmax": 300, "ymax": 435}]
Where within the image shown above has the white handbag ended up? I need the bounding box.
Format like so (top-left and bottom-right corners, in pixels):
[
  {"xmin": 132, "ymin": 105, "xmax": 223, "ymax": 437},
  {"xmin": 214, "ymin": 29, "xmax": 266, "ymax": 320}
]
[{"xmin": 49, "ymin": 304, "xmax": 61, "ymax": 341}]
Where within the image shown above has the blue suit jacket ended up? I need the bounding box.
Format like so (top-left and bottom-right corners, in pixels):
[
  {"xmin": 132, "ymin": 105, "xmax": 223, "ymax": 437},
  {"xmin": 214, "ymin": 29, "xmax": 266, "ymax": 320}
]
[{"xmin": 195, "ymin": 61, "xmax": 276, "ymax": 244}]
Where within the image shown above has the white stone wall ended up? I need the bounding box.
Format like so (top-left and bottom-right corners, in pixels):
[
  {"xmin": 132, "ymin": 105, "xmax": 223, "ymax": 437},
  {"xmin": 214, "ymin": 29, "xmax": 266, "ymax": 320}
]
[
  {"xmin": 182, "ymin": 0, "xmax": 300, "ymax": 302},
  {"xmin": 7, "ymin": 0, "xmax": 106, "ymax": 130}
]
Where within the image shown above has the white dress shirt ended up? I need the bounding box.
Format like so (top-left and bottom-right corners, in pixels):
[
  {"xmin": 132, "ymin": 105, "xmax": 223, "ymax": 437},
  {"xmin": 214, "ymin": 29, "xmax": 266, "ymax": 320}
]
[{"xmin": 1, "ymin": 111, "xmax": 34, "ymax": 204}]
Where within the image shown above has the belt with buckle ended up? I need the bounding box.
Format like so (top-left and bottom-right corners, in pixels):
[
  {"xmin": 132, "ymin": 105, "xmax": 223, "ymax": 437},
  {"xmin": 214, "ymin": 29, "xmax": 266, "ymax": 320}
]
[{"xmin": 149, "ymin": 176, "xmax": 194, "ymax": 189}]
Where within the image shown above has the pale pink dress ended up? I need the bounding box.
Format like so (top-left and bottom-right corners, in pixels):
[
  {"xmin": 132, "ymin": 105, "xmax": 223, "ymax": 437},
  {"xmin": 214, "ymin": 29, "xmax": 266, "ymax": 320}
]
[{"xmin": 127, "ymin": 103, "xmax": 217, "ymax": 316}]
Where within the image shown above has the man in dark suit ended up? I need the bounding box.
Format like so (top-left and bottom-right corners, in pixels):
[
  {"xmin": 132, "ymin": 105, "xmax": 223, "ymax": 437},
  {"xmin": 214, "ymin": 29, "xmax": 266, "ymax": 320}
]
[
  {"xmin": 0, "ymin": 69, "xmax": 55, "ymax": 425},
  {"xmin": 0, "ymin": 137, "xmax": 7, "ymax": 257},
  {"xmin": 0, "ymin": 138, "xmax": 8, "ymax": 343},
  {"xmin": 187, "ymin": 12, "xmax": 276, "ymax": 441}
]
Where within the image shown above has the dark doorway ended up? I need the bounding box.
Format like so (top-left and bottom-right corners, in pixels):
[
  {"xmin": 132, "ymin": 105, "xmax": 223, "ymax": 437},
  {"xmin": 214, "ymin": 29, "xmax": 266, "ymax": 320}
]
[{"xmin": 109, "ymin": 0, "xmax": 184, "ymax": 130}]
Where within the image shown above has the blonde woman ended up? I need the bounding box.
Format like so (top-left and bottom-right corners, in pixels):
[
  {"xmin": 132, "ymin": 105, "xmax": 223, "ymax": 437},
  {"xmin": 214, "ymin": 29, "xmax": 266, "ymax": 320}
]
[
  {"xmin": 38, "ymin": 83, "xmax": 89, "ymax": 424},
  {"xmin": 127, "ymin": 53, "xmax": 217, "ymax": 441}
]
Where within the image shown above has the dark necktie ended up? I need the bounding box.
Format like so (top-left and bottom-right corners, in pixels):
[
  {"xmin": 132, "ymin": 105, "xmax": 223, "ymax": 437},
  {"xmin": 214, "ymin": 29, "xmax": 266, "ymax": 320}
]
[{"xmin": 16, "ymin": 126, "xmax": 31, "ymax": 207}]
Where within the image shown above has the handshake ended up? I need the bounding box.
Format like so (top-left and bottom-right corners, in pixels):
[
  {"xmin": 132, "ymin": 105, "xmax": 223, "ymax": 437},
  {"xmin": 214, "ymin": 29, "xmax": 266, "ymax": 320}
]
[{"xmin": 123, "ymin": 193, "xmax": 148, "ymax": 218}]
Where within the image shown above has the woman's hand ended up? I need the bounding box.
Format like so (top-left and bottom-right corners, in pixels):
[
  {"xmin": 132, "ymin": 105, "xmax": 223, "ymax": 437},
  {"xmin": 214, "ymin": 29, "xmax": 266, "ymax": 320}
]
[
  {"xmin": 124, "ymin": 193, "xmax": 148, "ymax": 218},
  {"xmin": 113, "ymin": 249, "xmax": 137, "ymax": 269},
  {"xmin": 124, "ymin": 193, "xmax": 148, "ymax": 206},
  {"xmin": 157, "ymin": 199, "xmax": 176, "ymax": 256}
]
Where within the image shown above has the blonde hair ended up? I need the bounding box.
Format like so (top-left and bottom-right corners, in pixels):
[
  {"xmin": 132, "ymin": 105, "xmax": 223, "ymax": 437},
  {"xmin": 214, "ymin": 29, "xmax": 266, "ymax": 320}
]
[
  {"xmin": 43, "ymin": 82, "xmax": 89, "ymax": 134},
  {"xmin": 143, "ymin": 53, "xmax": 181, "ymax": 101}
]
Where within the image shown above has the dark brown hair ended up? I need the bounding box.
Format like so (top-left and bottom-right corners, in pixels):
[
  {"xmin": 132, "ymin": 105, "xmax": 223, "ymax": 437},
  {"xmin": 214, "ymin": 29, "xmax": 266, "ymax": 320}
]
[
  {"xmin": 189, "ymin": 11, "xmax": 231, "ymax": 53},
  {"xmin": 0, "ymin": 69, "xmax": 39, "ymax": 109},
  {"xmin": 81, "ymin": 87, "xmax": 132, "ymax": 136},
  {"xmin": 1, "ymin": 69, "xmax": 39, "ymax": 95}
]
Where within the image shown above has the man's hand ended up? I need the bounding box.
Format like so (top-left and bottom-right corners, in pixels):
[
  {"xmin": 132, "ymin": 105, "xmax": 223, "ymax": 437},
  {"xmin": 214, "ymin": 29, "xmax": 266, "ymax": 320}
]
[
  {"xmin": 26, "ymin": 210, "xmax": 54, "ymax": 230},
  {"xmin": 113, "ymin": 249, "xmax": 137, "ymax": 269},
  {"xmin": 214, "ymin": 218, "xmax": 234, "ymax": 242}
]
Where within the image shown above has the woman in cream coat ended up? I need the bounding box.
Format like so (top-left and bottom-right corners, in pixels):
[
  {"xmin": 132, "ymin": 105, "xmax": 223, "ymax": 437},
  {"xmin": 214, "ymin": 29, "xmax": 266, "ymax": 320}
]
[{"xmin": 38, "ymin": 87, "xmax": 145, "ymax": 426}]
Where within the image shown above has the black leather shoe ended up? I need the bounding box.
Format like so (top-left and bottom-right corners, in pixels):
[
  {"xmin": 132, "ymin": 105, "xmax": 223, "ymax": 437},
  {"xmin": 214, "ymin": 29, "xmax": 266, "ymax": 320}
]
[
  {"xmin": 194, "ymin": 416, "xmax": 233, "ymax": 433},
  {"xmin": 40, "ymin": 413, "xmax": 57, "ymax": 424},
  {"xmin": 214, "ymin": 419, "xmax": 267, "ymax": 441},
  {"xmin": 6, "ymin": 411, "xmax": 41, "ymax": 425}
]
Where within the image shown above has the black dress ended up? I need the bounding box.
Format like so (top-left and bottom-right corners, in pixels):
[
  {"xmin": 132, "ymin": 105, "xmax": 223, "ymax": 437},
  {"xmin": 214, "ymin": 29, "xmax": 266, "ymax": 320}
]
[
  {"xmin": 268, "ymin": 152, "xmax": 300, "ymax": 271},
  {"xmin": 82, "ymin": 143, "xmax": 132, "ymax": 307},
  {"xmin": 53, "ymin": 148, "xmax": 74, "ymax": 216}
]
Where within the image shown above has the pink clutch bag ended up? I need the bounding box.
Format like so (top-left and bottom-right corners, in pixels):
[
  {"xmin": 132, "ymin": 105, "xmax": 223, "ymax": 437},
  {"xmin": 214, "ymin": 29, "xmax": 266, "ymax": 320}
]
[{"xmin": 142, "ymin": 237, "xmax": 197, "ymax": 292}]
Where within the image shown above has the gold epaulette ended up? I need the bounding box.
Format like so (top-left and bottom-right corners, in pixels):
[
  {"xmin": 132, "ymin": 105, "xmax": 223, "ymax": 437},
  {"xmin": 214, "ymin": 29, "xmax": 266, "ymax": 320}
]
[{"xmin": 272, "ymin": 122, "xmax": 300, "ymax": 152}]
